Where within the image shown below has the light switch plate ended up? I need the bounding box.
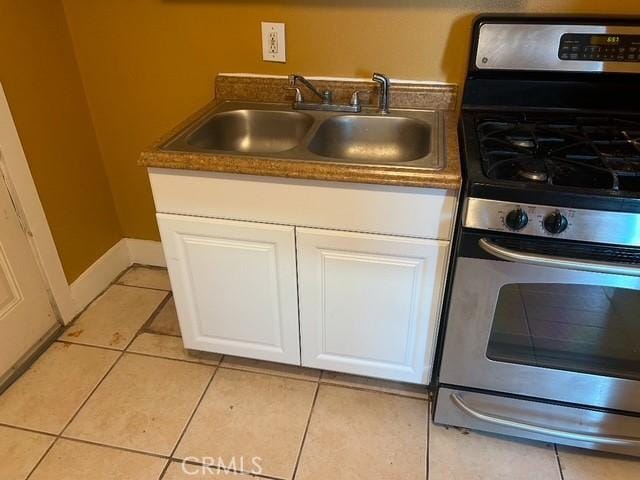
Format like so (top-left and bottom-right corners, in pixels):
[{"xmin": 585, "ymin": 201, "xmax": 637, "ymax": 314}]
[{"xmin": 261, "ymin": 22, "xmax": 286, "ymax": 63}]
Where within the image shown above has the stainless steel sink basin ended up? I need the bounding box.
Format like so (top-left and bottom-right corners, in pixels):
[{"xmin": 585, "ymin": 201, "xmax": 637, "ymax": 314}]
[
  {"xmin": 162, "ymin": 101, "xmax": 445, "ymax": 170},
  {"xmin": 185, "ymin": 109, "xmax": 313, "ymax": 154},
  {"xmin": 308, "ymin": 116, "xmax": 430, "ymax": 163}
]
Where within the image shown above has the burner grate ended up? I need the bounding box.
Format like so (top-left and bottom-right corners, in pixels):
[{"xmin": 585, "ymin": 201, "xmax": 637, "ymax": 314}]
[{"xmin": 476, "ymin": 113, "xmax": 640, "ymax": 192}]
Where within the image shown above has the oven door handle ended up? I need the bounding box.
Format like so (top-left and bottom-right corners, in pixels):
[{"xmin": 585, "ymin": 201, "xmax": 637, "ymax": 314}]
[
  {"xmin": 451, "ymin": 393, "xmax": 640, "ymax": 447},
  {"xmin": 479, "ymin": 238, "xmax": 640, "ymax": 277}
]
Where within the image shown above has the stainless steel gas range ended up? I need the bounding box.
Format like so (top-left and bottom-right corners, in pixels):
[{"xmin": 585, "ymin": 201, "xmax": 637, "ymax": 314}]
[{"xmin": 434, "ymin": 16, "xmax": 640, "ymax": 456}]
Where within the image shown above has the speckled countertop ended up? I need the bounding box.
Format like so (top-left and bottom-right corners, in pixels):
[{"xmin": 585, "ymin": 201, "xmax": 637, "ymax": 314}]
[{"xmin": 139, "ymin": 74, "xmax": 461, "ymax": 190}]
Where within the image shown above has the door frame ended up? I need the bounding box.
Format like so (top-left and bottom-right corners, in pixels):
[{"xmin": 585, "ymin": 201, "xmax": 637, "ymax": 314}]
[{"xmin": 0, "ymin": 82, "xmax": 74, "ymax": 324}]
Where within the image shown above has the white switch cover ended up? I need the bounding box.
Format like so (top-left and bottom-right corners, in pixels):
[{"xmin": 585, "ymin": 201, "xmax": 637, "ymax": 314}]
[{"xmin": 261, "ymin": 22, "xmax": 286, "ymax": 63}]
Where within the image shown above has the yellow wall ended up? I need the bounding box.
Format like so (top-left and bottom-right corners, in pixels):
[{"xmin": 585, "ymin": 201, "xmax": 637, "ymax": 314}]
[
  {"xmin": 61, "ymin": 0, "xmax": 640, "ymax": 242},
  {"xmin": 0, "ymin": 0, "xmax": 121, "ymax": 282},
  {"xmin": 1, "ymin": 1, "xmax": 637, "ymax": 282}
]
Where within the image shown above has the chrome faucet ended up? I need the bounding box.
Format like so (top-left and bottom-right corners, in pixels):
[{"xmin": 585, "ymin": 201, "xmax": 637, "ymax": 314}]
[
  {"xmin": 289, "ymin": 74, "xmax": 332, "ymax": 104},
  {"xmin": 287, "ymin": 74, "xmax": 361, "ymax": 113},
  {"xmin": 372, "ymin": 72, "xmax": 390, "ymax": 114}
]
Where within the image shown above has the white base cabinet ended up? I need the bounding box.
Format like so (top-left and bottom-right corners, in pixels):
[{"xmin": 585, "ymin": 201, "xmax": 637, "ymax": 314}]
[
  {"xmin": 296, "ymin": 228, "xmax": 448, "ymax": 383},
  {"xmin": 157, "ymin": 214, "xmax": 301, "ymax": 365},
  {"xmin": 150, "ymin": 170, "xmax": 457, "ymax": 384}
]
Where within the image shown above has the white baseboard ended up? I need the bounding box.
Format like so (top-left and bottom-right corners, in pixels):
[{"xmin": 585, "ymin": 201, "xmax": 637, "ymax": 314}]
[
  {"xmin": 69, "ymin": 239, "xmax": 131, "ymax": 316},
  {"xmin": 126, "ymin": 238, "xmax": 166, "ymax": 267},
  {"xmin": 68, "ymin": 238, "xmax": 165, "ymax": 320}
]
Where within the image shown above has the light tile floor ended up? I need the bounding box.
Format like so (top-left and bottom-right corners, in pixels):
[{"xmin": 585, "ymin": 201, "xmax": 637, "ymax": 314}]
[{"xmin": 0, "ymin": 266, "xmax": 638, "ymax": 479}]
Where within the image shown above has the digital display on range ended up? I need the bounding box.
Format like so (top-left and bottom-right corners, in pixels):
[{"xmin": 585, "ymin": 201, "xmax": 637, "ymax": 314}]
[
  {"xmin": 559, "ymin": 33, "xmax": 640, "ymax": 62},
  {"xmin": 590, "ymin": 35, "xmax": 620, "ymax": 45}
]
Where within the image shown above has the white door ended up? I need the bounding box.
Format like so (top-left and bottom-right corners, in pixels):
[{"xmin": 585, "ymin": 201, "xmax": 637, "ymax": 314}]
[
  {"xmin": 157, "ymin": 213, "xmax": 300, "ymax": 365},
  {"xmin": 297, "ymin": 227, "xmax": 449, "ymax": 384},
  {"xmin": 0, "ymin": 168, "xmax": 58, "ymax": 380}
]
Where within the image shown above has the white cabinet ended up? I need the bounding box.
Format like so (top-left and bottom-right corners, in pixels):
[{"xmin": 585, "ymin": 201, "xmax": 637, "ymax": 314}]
[
  {"xmin": 150, "ymin": 170, "xmax": 457, "ymax": 384},
  {"xmin": 296, "ymin": 228, "xmax": 448, "ymax": 383},
  {"xmin": 157, "ymin": 213, "xmax": 300, "ymax": 365}
]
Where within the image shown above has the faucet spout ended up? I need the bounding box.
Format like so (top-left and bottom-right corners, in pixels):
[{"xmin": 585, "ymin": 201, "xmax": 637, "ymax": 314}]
[
  {"xmin": 372, "ymin": 72, "xmax": 390, "ymax": 114},
  {"xmin": 289, "ymin": 74, "xmax": 327, "ymax": 103},
  {"xmin": 287, "ymin": 73, "xmax": 359, "ymax": 113}
]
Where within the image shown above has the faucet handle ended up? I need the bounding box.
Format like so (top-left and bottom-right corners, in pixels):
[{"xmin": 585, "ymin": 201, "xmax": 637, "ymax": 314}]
[
  {"xmin": 283, "ymin": 86, "xmax": 303, "ymax": 103},
  {"xmin": 350, "ymin": 90, "xmax": 363, "ymax": 107}
]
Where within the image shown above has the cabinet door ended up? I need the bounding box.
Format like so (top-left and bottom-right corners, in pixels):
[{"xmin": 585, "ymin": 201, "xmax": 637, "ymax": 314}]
[
  {"xmin": 157, "ymin": 213, "xmax": 300, "ymax": 365},
  {"xmin": 296, "ymin": 227, "xmax": 448, "ymax": 383}
]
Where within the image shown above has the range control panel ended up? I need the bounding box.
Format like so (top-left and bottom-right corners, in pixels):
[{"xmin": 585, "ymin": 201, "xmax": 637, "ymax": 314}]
[
  {"xmin": 559, "ymin": 33, "xmax": 640, "ymax": 62},
  {"xmin": 463, "ymin": 198, "xmax": 640, "ymax": 248},
  {"xmin": 475, "ymin": 22, "xmax": 640, "ymax": 73}
]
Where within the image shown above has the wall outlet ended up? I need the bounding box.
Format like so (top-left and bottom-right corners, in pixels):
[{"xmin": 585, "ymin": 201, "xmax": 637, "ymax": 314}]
[{"xmin": 261, "ymin": 22, "xmax": 286, "ymax": 63}]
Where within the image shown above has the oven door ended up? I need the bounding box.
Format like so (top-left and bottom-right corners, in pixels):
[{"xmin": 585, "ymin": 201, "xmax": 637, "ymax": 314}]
[{"xmin": 439, "ymin": 230, "xmax": 640, "ymax": 413}]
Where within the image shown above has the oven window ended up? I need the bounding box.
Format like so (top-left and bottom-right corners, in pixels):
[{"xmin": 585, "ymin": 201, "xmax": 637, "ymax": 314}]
[{"xmin": 486, "ymin": 283, "xmax": 640, "ymax": 381}]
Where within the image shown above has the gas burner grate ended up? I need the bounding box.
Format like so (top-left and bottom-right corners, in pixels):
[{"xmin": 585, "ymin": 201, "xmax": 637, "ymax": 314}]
[{"xmin": 476, "ymin": 113, "xmax": 640, "ymax": 192}]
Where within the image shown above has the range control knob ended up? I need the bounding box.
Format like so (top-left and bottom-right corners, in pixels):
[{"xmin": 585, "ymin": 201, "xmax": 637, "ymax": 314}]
[
  {"xmin": 505, "ymin": 208, "xmax": 529, "ymax": 231},
  {"xmin": 543, "ymin": 211, "xmax": 568, "ymax": 234}
]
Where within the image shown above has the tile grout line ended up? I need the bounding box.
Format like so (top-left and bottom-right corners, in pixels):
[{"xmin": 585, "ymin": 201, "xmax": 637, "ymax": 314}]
[
  {"xmin": 112, "ymin": 266, "xmax": 133, "ymax": 284},
  {"xmin": 0, "ymin": 421, "xmax": 58, "ymax": 437},
  {"xmin": 22, "ymin": 350, "xmax": 213, "ymax": 478},
  {"xmin": 55, "ymin": 435, "xmax": 172, "ymax": 461},
  {"xmin": 87, "ymin": 332, "xmax": 430, "ymax": 401},
  {"xmin": 10, "ymin": 267, "xmax": 168, "ymax": 479},
  {"xmin": 167, "ymin": 365, "xmax": 220, "ymax": 460},
  {"xmin": 290, "ymin": 381, "xmax": 321, "ymax": 480},
  {"xmin": 554, "ymin": 444, "xmax": 566, "ymax": 480},
  {"xmin": 158, "ymin": 364, "xmax": 282, "ymax": 479},
  {"xmin": 55, "ymin": 339, "xmax": 124, "ymax": 352},
  {"xmin": 140, "ymin": 291, "xmax": 174, "ymax": 333},
  {"xmin": 4, "ymin": 380, "xmax": 431, "ymax": 479},
  {"xmin": 65, "ymin": 265, "xmax": 134, "ymax": 327},
  {"xmin": 26, "ymin": 269, "xmax": 164, "ymax": 474},
  {"xmin": 23, "ymin": 433, "xmax": 57, "ymax": 480},
  {"xmin": 174, "ymin": 458, "xmax": 284, "ymax": 480},
  {"xmin": 164, "ymin": 364, "xmax": 286, "ymax": 480},
  {"xmin": 0, "ymin": 420, "xmax": 170, "ymax": 463},
  {"xmin": 216, "ymin": 365, "xmax": 320, "ymax": 384},
  {"xmin": 54, "ymin": 342, "xmax": 431, "ymax": 400},
  {"xmin": 318, "ymin": 379, "xmax": 430, "ymax": 401},
  {"xmin": 146, "ymin": 331, "xmax": 182, "ymax": 339},
  {"xmin": 61, "ymin": 328, "xmax": 431, "ymax": 399},
  {"xmin": 59, "ymin": 268, "xmax": 169, "ymax": 352},
  {"xmin": 45, "ymin": 277, "xmax": 188, "ymax": 470},
  {"xmin": 59, "ymin": 343, "xmax": 430, "ymax": 398},
  {"xmin": 114, "ymin": 282, "xmax": 172, "ymax": 294},
  {"xmin": 122, "ymin": 291, "xmax": 171, "ymax": 353},
  {"xmin": 23, "ymin": 265, "xmax": 138, "ymax": 479},
  {"xmin": 318, "ymin": 369, "xmax": 431, "ymax": 400},
  {"xmin": 59, "ymin": 265, "xmax": 136, "ymax": 334},
  {"xmin": 157, "ymin": 459, "xmax": 173, "ymax": 480},
  {"xmin": 59, "ymin": 351, "xmax": 126, "ymax": 436},
  {"xmin": 122, "ymin": 349, "xmax": 221, "ymax": 367},
  {"xmin": 24, "ymin": 348, "xmax": 127, "ymax": 480}
]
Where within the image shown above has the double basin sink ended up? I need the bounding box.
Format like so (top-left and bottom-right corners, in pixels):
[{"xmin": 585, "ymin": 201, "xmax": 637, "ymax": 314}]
[{"xmin": 162, "ymin": 101, "xmax": 445, "ymax": 169}]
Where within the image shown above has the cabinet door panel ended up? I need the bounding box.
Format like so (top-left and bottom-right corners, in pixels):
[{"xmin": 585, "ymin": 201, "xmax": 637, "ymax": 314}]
[
  {"xmin": 297, "ymin": 227, "xmax": 448, "ymax": 383},
  {"xmin": 157, "ymin": 214, "xmax": 300, "ymax": 365}
]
